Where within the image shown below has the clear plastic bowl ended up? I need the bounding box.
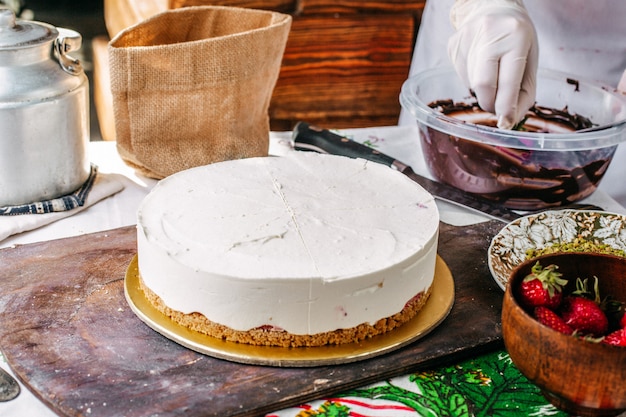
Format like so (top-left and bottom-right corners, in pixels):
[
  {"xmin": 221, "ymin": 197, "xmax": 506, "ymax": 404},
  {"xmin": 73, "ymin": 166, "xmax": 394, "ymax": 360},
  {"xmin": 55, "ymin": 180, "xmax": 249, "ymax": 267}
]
[{"xmin": 400, "ymin": 67, "xmax": 626, "ymax": 210}]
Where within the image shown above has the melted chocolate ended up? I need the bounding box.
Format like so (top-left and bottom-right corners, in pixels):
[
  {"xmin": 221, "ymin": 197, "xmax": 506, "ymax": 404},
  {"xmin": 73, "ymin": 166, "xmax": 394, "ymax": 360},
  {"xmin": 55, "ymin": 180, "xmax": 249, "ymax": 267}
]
[
  {"xmin": 423, "ymin": 100, "xmax": 612, "ymax": 210},
  {"xmin": 529, "ymin": 105, "xmax": 593, "ymax": 131},
  {"xmin": 428, "ymin": 100, "xmax": 594, "ymax": 131}
]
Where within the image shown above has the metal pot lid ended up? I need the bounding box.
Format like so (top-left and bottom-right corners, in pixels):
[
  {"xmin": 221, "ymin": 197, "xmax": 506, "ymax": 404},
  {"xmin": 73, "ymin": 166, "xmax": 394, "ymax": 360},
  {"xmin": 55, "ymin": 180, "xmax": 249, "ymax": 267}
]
[{"xmin": 0, "ymin": 9, "xmax": 57, "ymax": 49}]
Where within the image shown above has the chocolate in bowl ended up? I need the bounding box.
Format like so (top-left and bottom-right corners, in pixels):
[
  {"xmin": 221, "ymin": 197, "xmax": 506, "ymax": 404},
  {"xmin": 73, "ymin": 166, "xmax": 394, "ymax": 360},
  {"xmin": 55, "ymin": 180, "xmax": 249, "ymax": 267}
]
[
  {"xmin": 424, "ymin": 101, "xmax": 609, "ymax": 210},
  {"xmin": 400, "ymin": 67, "xmax": 626, "ymax": 210}
]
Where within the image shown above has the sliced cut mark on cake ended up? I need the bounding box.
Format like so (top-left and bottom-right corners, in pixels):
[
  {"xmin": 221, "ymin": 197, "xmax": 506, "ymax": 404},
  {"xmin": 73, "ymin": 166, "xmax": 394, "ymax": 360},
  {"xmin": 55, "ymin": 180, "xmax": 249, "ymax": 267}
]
[{"xmin": 136, "ymin": 152, "xmax": 440, "ymax": 346}]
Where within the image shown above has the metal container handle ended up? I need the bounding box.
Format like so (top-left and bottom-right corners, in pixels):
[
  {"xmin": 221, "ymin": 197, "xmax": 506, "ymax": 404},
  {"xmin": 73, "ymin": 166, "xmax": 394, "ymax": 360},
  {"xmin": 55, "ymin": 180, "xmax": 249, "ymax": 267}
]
[{"xmin": 54, "ymin": 28, "xmax": 83, "ymax": 76}]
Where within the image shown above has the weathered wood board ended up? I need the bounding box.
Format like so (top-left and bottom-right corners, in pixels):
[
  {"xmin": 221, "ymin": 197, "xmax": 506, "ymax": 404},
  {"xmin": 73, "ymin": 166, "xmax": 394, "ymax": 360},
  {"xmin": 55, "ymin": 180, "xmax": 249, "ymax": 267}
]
[{"xmin": 0, "ymin": 220, "xmax": 505, "ymax": 416}]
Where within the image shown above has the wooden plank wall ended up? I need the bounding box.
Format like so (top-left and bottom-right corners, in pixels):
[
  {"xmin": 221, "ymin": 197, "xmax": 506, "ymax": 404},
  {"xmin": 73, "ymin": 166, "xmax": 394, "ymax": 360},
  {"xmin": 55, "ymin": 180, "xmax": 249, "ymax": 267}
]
[{"xmin": 171, "ymin": 0, "xmax": 427, "ymax": 129}]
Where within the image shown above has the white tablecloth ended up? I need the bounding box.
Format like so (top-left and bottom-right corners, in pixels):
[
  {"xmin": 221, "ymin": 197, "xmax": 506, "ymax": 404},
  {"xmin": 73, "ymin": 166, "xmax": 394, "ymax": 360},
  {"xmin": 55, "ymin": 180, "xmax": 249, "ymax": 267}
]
[{"xmin": 1, "ymin": 125, "xmax": 624, "ymax": 416}]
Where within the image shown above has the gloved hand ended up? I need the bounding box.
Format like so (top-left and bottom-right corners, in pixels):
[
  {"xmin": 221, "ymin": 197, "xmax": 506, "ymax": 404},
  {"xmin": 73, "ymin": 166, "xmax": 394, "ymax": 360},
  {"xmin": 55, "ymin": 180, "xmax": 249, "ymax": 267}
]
[
  {"xmin": 618, "ymin": 68, "xmax": 626, "ymax": 93},
  {"xmin": 448, "ymin": 0, "xmax": 538, "ymax": 129}
]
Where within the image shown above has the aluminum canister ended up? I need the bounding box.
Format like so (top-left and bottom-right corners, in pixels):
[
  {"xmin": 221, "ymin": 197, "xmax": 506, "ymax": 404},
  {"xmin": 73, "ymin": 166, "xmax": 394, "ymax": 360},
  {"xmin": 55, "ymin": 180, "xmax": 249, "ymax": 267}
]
[{"xmin": 0, "ymin": 9, "xmax": 90, "ymax": 206}]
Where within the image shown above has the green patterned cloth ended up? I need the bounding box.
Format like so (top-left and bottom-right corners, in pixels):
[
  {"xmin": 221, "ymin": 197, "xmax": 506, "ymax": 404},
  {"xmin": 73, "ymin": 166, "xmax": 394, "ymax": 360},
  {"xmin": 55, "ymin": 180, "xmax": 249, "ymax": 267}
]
[{"xmin": 267, "ymin": 349, "xmax": 567, "ymax": 417}]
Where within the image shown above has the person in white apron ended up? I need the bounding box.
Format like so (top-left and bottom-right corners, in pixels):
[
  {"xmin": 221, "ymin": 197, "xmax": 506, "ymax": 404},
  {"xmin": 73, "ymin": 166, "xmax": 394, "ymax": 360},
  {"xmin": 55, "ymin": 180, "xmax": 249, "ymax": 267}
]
[{"xmin": 399, "ymin": 0, "xmax": 626, "ymax": 205}]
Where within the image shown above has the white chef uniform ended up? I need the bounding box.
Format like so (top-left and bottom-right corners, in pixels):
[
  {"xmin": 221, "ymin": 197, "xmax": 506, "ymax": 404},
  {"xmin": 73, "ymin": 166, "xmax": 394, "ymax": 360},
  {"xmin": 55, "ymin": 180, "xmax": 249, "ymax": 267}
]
[{"xmin": 399, "ymin": 0, "xmax": 626, "ymax": 206}]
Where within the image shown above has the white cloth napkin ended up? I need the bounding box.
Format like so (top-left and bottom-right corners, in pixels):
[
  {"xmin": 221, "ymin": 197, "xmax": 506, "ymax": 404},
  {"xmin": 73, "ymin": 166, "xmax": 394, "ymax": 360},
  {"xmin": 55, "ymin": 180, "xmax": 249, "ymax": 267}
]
[{"xmin": 0, "ymin": 172, "xmax": 125, "ymax": 243}]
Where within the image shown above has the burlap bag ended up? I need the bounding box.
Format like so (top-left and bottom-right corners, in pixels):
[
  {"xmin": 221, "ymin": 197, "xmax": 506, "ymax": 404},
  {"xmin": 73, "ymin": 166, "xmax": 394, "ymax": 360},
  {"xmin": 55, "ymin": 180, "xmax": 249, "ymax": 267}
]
[{"xmin": 108, "ymin": 6, "xmax": 292, "ymax": 179}]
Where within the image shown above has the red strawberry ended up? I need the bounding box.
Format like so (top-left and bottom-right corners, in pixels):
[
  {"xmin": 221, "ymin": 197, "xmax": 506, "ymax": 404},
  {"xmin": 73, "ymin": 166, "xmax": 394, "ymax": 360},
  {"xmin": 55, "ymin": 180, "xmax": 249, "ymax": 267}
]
[
  {"xmin": 518, "ymin": 262, "xmax": 568, "ymax": 310},
  {"xmin": 560, "ymin": 277, "xmax": 609, "ymax": 336},
  {"xmin": 621, "ymin": 312, "xmax": 626, "ymax": 329},
  {"xmin": 603, "ymin": 328, "xmax": 626, "ymax": 347},
  {"xmin": 561, "ymin": 298, "xmax": 609, "ymax": 337},
  {"xmin": 534, "ymin": 306, "xmax": 574, "ymax": 335}
]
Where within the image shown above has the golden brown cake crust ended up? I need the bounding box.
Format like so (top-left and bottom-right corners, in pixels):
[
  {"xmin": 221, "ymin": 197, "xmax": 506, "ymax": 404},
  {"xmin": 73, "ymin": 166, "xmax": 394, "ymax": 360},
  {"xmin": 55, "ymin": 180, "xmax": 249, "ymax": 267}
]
[{"xmin": 139, "ymin": 276, "xmax": 432, "ymax": 348}]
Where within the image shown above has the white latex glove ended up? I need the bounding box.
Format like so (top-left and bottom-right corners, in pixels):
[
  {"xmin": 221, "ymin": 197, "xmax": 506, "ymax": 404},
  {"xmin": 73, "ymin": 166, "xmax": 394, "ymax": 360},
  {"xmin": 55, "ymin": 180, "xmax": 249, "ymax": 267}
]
[
  {"xmin": 618, "ymin": 68, "xmax": 626, "ymax": 93},
  {"xmin": 448, "ymin": 0, "xmax": 538, "ymax": 129}
]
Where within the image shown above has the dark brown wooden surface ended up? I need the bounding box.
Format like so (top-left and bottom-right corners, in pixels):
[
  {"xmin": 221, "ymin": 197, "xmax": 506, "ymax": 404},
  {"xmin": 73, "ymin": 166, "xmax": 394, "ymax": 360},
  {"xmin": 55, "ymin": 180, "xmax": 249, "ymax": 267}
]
[
  {"xmin": 169, "ymin": 0, "xmax": 297, "ymax": 13},
  {"xmin": 169, "ymin": 0, "xmax": 425, "ymax": 16},
  {"xmin": 0, "ymin": 220, "xmax": 506, "ymax": 417},
  {"xmin": 163, "ymin": 0, "xmax": 426, "ymax": 130},
  {"xmin": 270, "ymin": 13, "xmax": 415, "ymax": 130},
  {"xmin": 298, "ymin": 0, "xmax": 425, "ymax": 14}
]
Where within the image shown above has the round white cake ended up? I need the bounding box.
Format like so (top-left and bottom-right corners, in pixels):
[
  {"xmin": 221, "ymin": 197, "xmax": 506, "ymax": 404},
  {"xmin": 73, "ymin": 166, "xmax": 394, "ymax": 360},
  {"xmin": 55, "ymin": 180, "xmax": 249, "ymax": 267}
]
[{"xmin": 136, "ymin": 152, "xmax": 440, "ymax": 347}]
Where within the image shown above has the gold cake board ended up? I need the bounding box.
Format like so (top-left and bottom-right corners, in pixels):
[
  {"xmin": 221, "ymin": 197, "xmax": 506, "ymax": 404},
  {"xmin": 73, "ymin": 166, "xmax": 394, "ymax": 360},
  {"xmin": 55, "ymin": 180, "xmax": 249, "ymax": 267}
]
[{"xmin": 124, "ymin": 255, "xmax": 454, "ymax": 367}]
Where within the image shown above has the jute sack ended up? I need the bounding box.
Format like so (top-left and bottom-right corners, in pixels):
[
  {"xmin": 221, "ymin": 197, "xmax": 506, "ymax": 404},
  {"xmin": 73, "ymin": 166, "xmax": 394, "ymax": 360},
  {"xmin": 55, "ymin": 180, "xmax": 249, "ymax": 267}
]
[{"xmin": 108, "ymin": 6, "xmax": 292, "ymax": 179}]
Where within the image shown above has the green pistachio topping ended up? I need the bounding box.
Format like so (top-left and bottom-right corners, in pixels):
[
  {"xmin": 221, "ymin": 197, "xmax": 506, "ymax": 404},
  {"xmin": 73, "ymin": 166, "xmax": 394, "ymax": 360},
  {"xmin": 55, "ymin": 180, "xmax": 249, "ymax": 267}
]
[{"xmin": 526, "ymin": 238, "xmax": 625, "ymax": 259}]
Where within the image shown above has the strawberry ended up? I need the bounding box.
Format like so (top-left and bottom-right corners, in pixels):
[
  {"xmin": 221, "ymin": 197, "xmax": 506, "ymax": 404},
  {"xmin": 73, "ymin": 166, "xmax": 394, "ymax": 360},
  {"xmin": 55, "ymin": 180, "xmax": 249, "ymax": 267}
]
[
  {"xmin": 560, "ymin": 278, "xmax": 609, "ymax": 336},
  {"xmin": 561, "ymin": 296, "xmax": 609, "ymax": 336},
  {"xmin": 603, "ymin": 328, "xmax": 626, "ymax": 347},
  {"xmin": 518, "ymin": 262, "xmax": 568, "ymax": 310},
  {"xmin": 534, "ymin": 306, "xmax": 574, "ymax": 335}
]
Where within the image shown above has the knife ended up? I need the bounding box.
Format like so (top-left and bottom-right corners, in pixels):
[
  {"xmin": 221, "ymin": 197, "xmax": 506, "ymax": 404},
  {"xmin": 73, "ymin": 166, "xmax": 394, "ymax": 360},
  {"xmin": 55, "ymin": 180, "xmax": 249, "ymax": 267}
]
[{"xmin": 291, "ymin": 121, "xmax": 522, "ymax": 223}]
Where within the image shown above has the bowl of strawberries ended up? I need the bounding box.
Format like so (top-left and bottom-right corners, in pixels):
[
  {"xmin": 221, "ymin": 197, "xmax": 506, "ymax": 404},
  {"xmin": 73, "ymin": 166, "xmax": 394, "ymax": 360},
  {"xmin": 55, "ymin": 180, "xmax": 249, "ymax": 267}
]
[{"xmin": 502, "ymin": 252, "xmax": 626, "ymax": 417}]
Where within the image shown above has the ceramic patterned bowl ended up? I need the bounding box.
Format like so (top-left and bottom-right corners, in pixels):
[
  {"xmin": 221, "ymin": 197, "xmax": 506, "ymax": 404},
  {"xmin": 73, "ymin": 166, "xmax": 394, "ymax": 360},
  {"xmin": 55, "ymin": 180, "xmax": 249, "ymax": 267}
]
[{"xmin": 488, "ymin": 210, "xmax": 626, "ymax": 290}]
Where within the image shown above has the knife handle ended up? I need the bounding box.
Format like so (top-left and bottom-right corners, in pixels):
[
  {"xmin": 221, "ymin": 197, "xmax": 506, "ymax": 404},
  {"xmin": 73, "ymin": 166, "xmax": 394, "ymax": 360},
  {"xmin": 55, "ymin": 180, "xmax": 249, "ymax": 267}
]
[
  {"xmin": 292, "ymin": 122, "xmax": 397, "ymax": 168},
  {"xmin": 291, "ymin": 122, "xmax": 522, "ymax": 222}
]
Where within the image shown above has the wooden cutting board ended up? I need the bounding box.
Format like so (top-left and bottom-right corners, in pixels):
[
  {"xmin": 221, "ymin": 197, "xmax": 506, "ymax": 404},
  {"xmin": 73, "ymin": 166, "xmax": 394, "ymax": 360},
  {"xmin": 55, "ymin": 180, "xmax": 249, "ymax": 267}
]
[{"xmin": 0, "ymin": 220, "xmax": 506, "ymax": 417}]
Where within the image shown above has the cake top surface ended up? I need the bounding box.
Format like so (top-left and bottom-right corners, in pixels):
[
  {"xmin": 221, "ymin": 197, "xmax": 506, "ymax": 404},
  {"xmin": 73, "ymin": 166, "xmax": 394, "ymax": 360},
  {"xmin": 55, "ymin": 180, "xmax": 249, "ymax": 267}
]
[{"xmin": 137, "ymin": 152, "xmax": 439, "ymax": 280}]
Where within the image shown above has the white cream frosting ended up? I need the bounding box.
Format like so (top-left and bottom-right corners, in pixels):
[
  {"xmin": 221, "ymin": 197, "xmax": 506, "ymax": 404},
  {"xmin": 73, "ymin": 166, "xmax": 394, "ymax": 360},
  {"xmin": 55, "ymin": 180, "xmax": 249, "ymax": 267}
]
[{"xmin": 137, "ymin": 152, "xmax": 439, "ymax": 335}]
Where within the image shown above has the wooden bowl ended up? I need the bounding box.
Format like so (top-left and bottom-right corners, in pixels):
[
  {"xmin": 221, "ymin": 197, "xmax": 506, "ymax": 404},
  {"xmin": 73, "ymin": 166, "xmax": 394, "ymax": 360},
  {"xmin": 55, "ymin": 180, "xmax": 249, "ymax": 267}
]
[{"xmin": 502, "ymin": 252, "xmax": 626, "ymax": 417}]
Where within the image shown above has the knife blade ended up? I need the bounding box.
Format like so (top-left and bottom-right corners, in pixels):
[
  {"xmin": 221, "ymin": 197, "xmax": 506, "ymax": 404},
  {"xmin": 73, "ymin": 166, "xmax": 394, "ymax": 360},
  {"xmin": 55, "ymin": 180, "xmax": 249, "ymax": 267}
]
[{"xmin": 291, "ymin": 121, "xmax": 521, "ymax": 223}]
